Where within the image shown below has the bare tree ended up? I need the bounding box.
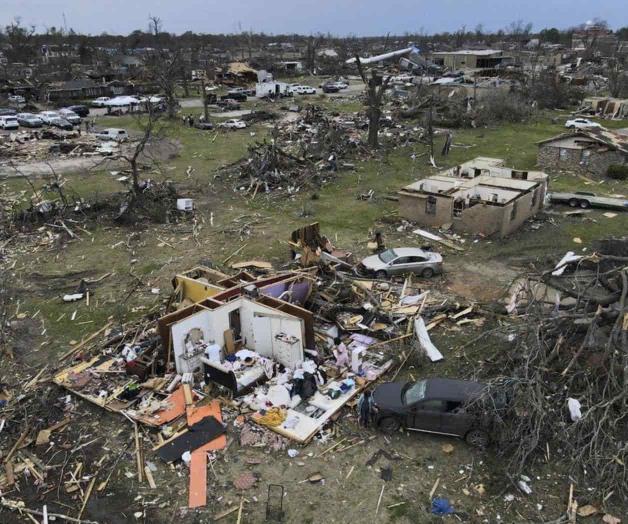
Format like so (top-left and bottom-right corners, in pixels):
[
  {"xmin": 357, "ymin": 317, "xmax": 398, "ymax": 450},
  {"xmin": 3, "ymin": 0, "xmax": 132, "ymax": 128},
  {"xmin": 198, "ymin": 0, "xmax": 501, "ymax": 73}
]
[
  {"xmin": 355, "ymin": 57, "xmax": 391, "ymax": 149},
  {"xmin": 117, "ymin": 104, "xmax": 163, "ymax": 193},
  {"xmin": 305, "ymin": 35, "xmax": 323, "ymax": 74},
  {"xmin": 143, "ymin": 16, "xmax": 182, "ymax": 119},
  {"xmin": 606, "ymin": 55, "xmax": 628, "ymax": 98}
]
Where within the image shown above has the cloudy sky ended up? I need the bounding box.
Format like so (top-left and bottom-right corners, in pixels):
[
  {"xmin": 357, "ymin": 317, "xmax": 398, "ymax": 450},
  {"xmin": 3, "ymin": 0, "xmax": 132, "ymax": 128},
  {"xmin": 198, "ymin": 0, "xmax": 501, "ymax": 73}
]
[{"xmin": 1, "ymin": 0, "xmax": 626, "ymax": 35}]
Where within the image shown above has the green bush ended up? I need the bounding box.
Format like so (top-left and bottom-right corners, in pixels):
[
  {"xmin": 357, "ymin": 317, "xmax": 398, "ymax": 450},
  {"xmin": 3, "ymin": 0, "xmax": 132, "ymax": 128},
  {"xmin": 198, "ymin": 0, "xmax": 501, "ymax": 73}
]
[{"xmin": 607, "ymin": 164, "xmax": 628, "ymax": 180}]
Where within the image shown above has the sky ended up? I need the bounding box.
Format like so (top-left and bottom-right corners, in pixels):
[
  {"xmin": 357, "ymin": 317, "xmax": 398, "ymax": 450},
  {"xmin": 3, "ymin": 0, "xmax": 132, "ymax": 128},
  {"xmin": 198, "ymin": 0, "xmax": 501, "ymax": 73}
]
[{"xmin": 1, "ymin": 0, "xmax": 626, "ymax": 36}]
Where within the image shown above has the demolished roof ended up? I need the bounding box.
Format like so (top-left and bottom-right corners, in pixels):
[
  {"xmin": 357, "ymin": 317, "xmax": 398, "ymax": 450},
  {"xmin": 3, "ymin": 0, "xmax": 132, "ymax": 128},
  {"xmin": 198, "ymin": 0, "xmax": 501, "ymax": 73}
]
[{"xmin": 537, "ymin": 129, "xmax": 628, "ymax": 155}]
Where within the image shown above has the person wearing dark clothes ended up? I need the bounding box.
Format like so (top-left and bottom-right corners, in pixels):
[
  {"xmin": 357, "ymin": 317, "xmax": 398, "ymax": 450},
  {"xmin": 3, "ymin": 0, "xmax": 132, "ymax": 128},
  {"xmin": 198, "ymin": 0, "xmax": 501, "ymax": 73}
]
[{"xmin": 358, "ymin": 390, "xmax": 373, "ymax": 427}]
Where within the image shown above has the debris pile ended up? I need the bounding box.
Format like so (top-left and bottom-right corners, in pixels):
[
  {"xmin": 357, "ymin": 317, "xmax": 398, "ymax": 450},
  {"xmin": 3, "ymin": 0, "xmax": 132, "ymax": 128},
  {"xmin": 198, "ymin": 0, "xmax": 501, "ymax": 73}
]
[{"xmin": 479, "ymin": 237, "xmax": 628, "ymax": 500}]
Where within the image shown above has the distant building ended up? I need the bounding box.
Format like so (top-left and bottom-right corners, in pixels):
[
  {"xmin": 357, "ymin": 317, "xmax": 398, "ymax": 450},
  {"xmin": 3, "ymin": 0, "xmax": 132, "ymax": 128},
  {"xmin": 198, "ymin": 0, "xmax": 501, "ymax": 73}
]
[
  {"xmin": 430, "ymin": 50, "xmax": 510, "ymax": 70},
  {"xmin": 398, "ymin": 157, "xmax": 548, "ymax": 238},
  {"xmin": 537, "ymin": 129, "xmax": 628, "ymax": 177},
  {"xmin": 277, "ymin": 61, "xmax": 303, "ymax": 73}
]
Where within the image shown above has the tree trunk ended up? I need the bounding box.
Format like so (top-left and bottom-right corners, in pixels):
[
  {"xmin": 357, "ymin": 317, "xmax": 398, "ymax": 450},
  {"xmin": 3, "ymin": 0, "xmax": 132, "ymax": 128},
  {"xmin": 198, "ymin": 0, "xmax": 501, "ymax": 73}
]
[{"xmin": 367, "ymin": 108, "xmax": 380, "ymax": 148}]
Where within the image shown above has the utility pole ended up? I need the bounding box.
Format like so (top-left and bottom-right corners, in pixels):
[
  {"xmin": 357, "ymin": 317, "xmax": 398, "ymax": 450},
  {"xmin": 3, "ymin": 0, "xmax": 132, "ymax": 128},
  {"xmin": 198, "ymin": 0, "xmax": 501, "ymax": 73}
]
[{"xmin": 201, "ymin": 78, "xmax": 209, "ymax": 122}]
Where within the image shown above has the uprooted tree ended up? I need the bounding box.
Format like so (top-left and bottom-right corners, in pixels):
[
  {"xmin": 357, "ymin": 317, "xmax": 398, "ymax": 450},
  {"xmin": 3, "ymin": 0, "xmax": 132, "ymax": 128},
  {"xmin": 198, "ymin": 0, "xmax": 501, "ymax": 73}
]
[
  {"xmin": 472, "ymin": 239, "xmax": 628, "ymax": 502},
  {"xmin": 355, "ymin": 56, "xmax": 391, "ymax": 149}
]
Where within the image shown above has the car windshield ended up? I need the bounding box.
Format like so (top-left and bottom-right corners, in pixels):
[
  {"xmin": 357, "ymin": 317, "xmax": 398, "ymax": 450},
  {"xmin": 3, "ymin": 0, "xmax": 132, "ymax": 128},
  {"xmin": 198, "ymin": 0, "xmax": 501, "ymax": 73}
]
[
  {"xmin": 378, "ymin": 249, "xmax": 397, "ymax": 264},
  {"xmin": 402, "ymin": 380, "xmax": 427, "ymax": 405}
]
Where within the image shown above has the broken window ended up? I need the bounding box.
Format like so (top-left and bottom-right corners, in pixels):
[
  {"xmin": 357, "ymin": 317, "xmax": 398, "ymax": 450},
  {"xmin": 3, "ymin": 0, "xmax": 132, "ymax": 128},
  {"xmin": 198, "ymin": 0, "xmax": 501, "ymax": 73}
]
[
  {"xmin": 453, "ymin": 199, "xmax": 465, "ymax": 218},
  {"xmin": 511, "ymin": 170, "xmax": 528, "ymax": 180},
  {"xmin": 229, "ymin": 309, "xmax": 242, "ymax": 340},
  {"xmin": 581, "ymin": 149, "xmax": 591, "ymax": 165},
  {"xmin": 510, "ymin": 201, "xmax": 518, "ymax": 221},
  {"xmin": 425, "ymin": 196, "xmax": 437, "ymax": 215},
  {"xmin": 531, "ymin": 188, "xmax": 537, "ymax": 209},
  {"xmin": 559, "ymin": 148, "xmax": 569, "ymax": 161}
]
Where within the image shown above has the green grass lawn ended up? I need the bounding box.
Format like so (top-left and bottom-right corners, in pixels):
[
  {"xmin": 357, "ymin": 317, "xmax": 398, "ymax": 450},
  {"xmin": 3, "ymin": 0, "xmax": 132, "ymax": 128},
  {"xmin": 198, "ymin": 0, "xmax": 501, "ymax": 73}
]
[{"xmin": 5, "ymin": 105, "xmax": 628, "ymax": 351}]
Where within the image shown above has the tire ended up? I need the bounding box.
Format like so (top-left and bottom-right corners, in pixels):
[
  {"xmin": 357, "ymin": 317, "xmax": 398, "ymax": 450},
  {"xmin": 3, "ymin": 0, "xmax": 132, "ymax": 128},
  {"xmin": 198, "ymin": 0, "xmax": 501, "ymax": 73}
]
[
  {"xmin": 579, "ymin": 200, "xmax": 590, "ymax": 209},
  {"xmin": 421, "ymin": 267, "xmax": 434, "ymax": 279},
  {"xmin": 375, "ymin": 270, "xmax": 388, "ymax": 280},
  {"xmin": 465, "ymin": 429, "xmax": 489, "ymax": 448},
  {"xmin": 568, "ymin": 199, "xmax": 579, "ymax": 207},
  {"xmin": 378, "ymin": 417, "xmax": 400, "ymax": 434}
]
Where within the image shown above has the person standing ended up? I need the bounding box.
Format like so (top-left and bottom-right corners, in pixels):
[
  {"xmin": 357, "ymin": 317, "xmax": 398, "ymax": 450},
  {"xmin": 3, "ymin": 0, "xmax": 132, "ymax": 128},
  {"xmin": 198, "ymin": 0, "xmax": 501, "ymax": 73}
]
[{"xmin": 358, "ymin": 390, "xmax": 373, "ymax": 427}]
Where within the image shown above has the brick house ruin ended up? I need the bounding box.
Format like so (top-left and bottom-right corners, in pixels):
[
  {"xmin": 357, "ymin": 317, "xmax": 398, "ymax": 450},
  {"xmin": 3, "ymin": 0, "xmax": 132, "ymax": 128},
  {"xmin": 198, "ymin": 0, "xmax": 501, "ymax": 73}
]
[
  {"xmin": 537, "ymin": 129, "xmax": 628, "ymax": 177},
  {"xmin": 398, "ymin": 158, "xmax": 548, "ymax": 238}
]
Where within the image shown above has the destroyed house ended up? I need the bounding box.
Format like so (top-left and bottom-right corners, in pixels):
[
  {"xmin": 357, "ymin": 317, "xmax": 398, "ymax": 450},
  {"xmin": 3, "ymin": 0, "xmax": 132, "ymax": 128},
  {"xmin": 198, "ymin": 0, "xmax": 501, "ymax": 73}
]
[
  {"xmin": 430, "ymin": 50, "xmax": 509, "ymax": 70},
  {"xmin": 398, "ymin": 160, "xmax": 547, "ymax": 237},
  {"xmin": 537, "ymin": 129, "xmax": 628, "ymax": 177},
  {"xmin": 581, "ymin": 97, "xmax": 628, "ymax": 119}
]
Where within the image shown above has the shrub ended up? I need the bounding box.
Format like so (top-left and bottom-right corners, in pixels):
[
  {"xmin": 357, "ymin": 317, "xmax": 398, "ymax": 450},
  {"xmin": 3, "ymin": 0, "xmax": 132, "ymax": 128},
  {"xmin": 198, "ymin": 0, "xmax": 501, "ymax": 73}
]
[{"xmin": 607, "ymin": 164, "xmax": 628, "ymax": 180}]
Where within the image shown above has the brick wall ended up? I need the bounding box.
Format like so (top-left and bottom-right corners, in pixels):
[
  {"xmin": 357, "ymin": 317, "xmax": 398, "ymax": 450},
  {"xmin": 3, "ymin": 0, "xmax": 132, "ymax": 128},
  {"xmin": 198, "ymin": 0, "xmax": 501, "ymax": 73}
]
[{"xmin": 538, "ymin": 144, "xmax": 627, "ymax": 177}]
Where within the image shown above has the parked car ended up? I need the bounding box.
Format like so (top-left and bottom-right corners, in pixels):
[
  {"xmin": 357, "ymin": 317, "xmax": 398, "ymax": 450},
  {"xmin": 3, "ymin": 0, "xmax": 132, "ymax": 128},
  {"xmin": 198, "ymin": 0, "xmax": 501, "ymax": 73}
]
[
  {"xmin": 548, "ymin": 191, "xmax": 628, "ymax": 211},
  {"xmin": 58, "ymin": 108, "xmax": 81, "ymax": 125},
  {"xmin": 194, "ymin": 122, "xmax": 214, "ymax": 130},
  {"xmin": 93, "ymin": 128, "xmax": 129, "ymax": 141},
  {"xmin": 39, "ymin": 111, "xmax": 61, "ymax": 124},
  {"xmin": 291, "ymin": 85, "xmax": 317, "ymax": 95},
  {"xmin": 218, "ymin": 119, "xmax": 247, "ymax": 129},
  {"xmin": 91, "ymin": 97, "xmax": 111, "ymax": 107},
  {"xmin": 16, "ymin": 113, "xmax": 43, "ymax": 128},
  {"xmin": 217, "ymin": 99, "xmax": 241, "ymax": 110},
  {"xmin": 8, "ymin": 94, "xmax": 26, "ymax": 105},
  {"xmin": 0, "ymin": 115, "xmax": 19, "ymax": 130},
  {"xmin": 0, "ymin": 107, "xmax": 17, "ymax": 116},
  {"xmin": 357, "ymin": 247, "xmax": 443, "ymax": 279},
  {"xmin": 565, "ymin": 118, "xmax": 603, "ymax": 130},
  {"xmin": 67, "ymin": 105, "xmax": 90, "ymax": 117},
  {"xmin": 371, "ymin": 378, "xmax": 491, "ymax": 447},
  {"xmin": 322, "ymin": 83, "xmax": 340, "ymax": 93},
  {"xmin": 48, "ymin": 116, "xmax": 74, "ymax": 130},
  {"xmin": 331, "ymin": 81, "xmax": 349, "ymax": 89},
  {"xmin": 222, "ymin": 92, "xmax": 247, "ymax": 102}
]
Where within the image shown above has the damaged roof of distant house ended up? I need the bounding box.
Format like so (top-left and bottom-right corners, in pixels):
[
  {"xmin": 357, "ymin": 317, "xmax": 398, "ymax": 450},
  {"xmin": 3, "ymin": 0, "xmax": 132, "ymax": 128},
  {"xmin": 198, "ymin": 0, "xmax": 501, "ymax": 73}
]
[{"xmin": 537, "ymin": 129, "xmax": 628, "ymax": 155}]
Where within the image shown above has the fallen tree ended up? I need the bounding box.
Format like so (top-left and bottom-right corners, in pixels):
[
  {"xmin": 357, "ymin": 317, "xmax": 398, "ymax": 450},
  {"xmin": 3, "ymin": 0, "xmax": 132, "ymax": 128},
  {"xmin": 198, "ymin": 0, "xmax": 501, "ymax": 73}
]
[{"xmin": 474, "ymin": 239, "xmax": 628, "ymax": 501}]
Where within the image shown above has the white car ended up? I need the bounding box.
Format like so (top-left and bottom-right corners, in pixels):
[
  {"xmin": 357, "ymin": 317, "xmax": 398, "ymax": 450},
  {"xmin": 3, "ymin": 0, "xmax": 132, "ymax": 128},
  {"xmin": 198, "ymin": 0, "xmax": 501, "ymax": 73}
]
[
  {"xmin": 0, "ymin": 115, "xmax": 19, "ymax": 130},
  {"xmin": 219, "ymin": 119, "xmax": 247, "ymax": 129},
  {"xmin": 291, "ymin": 85, "xmax": 317, "ymax": 95},
  {"xmin": 565, "ymin": 118, "xmax": 603, "ymax": 130},
  {"xmin": 8, "ymin": 95, "xmax": 26, "ymax": 104},
  {"xmin": 39, "ymin": 111, "xmax": 61, "ymax": 124},
  {"xmin": 93, "ymin": 128, "xmax": 129, "ymax": 141},
  {"xmin": 91, "ymin": 97, "xmax": 111, "ymax": 107},
  {"xmin": 59, "ymin": 108, "xmax": 81, "ymax": 125}
]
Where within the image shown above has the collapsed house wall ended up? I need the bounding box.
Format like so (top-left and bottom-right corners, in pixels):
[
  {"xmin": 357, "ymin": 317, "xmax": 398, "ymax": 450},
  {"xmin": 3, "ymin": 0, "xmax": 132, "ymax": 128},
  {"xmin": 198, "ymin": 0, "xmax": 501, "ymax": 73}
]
[{"xmin": 170, "ymin": 297, "xmax": 306, "ymax": 374}]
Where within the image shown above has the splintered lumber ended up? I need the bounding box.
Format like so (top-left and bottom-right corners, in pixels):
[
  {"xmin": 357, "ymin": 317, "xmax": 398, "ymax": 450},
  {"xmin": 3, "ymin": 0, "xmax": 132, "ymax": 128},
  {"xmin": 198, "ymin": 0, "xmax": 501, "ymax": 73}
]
[
  {"xmin": 0, "ymin": 499, "xmax": 99, "ymax": 524},
  {"xmin": 4, "ymin": 426, "xmax": 30, "ymax": 464},
  {"xmin": 78, "ymin": 475, "xmax": 97, "ymax": 519},
  {"xmin": 222, "ymin": 244, "xmax": 248, "ymax": 265},
  {"xmin": 414, "ymin": 317, "xmax": 444, "ymax": 362},
  {"xmin": 182, "ymin": 384, "xmax": 194, "ymax": 406},
  {"xmin": 134, "ymin": 424, "xmax": 144, "ymax": 483},
  {"xmin": 60, "ymin": 322, "xmax": 112, "ymax": 361},
  {"xmin": 213, "ymin": 506, "xmax": 239, "ymax": 521},
  {"xmin": 144, "ymin": 466, "xmax": 157, "ymax": 489},
  {"xmin": 412, "ymin": 228, "xmax": 464, "ymax": 252}
]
